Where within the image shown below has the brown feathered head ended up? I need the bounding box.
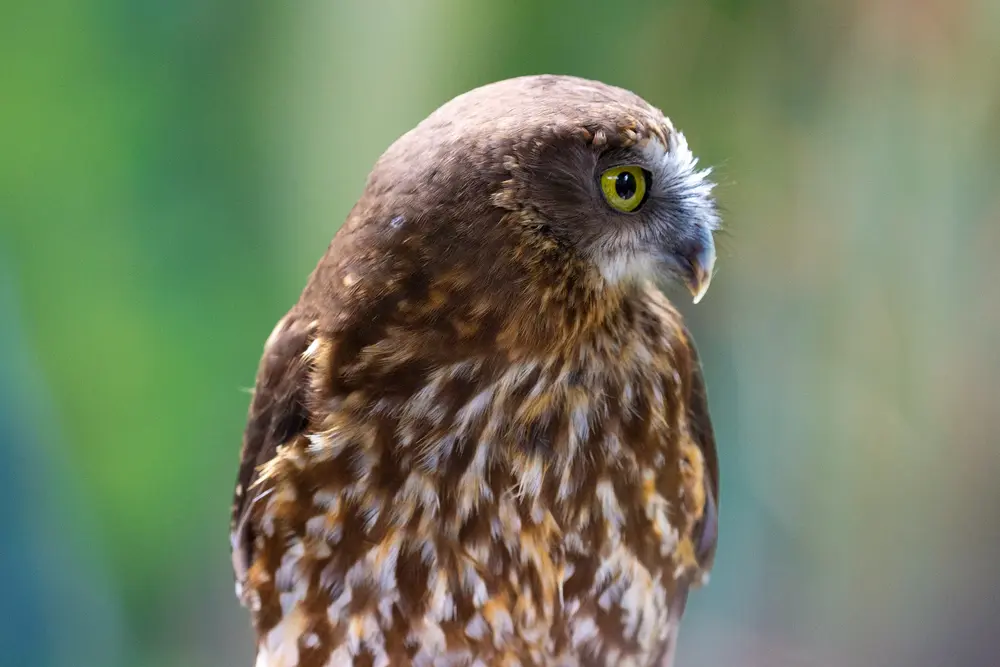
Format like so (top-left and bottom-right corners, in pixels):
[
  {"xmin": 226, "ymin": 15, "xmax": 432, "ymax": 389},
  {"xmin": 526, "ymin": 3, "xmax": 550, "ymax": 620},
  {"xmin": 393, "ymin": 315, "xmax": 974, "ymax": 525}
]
[{"xmin": 309, "ymin": 76, "xmax": 719, "ymax": 345}]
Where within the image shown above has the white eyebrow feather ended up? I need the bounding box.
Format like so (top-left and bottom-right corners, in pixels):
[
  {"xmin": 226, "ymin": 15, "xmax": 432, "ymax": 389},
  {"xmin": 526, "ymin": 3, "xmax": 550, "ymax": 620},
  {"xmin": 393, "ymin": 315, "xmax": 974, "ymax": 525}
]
[{"xmin": 640, "ymin": 130, "xmax": 720, "ymax": 232}]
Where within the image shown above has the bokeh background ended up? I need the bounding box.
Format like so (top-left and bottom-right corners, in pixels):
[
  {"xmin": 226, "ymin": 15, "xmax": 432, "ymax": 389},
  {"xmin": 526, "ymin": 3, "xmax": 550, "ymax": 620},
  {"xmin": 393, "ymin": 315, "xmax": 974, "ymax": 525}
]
[{"xmin": 3, "ymin": 1, "xmax": 999, "ymax": 666}]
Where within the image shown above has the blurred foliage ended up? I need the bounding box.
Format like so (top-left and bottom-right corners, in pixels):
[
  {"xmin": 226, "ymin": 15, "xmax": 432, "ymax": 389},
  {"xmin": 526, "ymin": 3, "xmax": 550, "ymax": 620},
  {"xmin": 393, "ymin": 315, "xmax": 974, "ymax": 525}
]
[{"xmin": 2, "ymin": 1, "xmax": 999, "ymax": 666}]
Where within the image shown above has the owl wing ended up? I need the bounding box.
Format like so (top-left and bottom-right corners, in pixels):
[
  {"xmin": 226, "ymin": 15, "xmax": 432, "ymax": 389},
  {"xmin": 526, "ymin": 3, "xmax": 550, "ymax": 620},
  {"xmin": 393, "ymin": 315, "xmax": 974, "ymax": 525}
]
[
  {"xmin": 660, "ymin": 328, "xmax": 719, "ymax": 667},
  {"xmin": 686, "ymin": 328, "xmax": 719, "ymax": 572},
  {"xmin": 230, "ymin": 312, "xmax": 316, "ymax": 589}
]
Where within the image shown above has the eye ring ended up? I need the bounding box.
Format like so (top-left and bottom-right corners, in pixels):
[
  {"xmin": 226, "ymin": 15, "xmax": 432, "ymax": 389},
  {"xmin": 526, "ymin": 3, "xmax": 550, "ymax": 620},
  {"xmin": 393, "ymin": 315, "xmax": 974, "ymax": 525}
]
[{"xmin": 599, "ymin": 165, "xmax": 650, "ymax": 213}]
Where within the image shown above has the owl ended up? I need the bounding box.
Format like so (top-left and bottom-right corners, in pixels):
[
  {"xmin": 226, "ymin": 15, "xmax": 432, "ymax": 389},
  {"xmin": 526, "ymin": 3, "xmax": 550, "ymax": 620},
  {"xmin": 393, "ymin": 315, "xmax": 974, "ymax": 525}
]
[{"xmin": 231, "ymin": 74, "xmax": 720, "ymax": 667}]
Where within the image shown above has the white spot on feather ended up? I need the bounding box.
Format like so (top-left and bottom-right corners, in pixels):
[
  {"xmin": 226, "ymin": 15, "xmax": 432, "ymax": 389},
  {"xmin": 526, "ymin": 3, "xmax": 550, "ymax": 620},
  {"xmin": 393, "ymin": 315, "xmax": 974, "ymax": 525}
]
[
  {"xmin": 302, "ymin": 337, "xmax": 321, "ymax": 360},
  {"xmin": 596, "ymin": 478, "xmax": 624, "ymax": 531},
  {"xmin": 256, "ymin": 606, "xmax": 306, "ymax": 667},
  {"xmin": 455, "ymin": 386, "xmax": 494, "ymax": 433}
]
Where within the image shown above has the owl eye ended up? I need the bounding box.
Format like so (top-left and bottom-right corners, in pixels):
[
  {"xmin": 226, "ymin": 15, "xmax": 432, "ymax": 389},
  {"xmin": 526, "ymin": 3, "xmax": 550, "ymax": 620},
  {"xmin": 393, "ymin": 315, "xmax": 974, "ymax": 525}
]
[{"xmin": 599, "ymin": 165, "xmax": 650, "ymax": 213}]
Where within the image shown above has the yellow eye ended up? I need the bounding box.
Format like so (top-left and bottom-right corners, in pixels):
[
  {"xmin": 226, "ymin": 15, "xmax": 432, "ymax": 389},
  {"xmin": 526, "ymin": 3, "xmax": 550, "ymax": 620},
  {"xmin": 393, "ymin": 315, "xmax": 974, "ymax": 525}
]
[{"xmin": 600, "ymin": 165, "xmax": 648, "ymax": 213}]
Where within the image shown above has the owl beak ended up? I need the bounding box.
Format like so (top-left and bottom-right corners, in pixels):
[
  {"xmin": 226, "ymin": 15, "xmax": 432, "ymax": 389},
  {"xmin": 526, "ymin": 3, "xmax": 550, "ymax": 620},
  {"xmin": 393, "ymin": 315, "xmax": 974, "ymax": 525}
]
[{"xmin": 681, "ymin": 232, "xmax": 716, "ymax": 304}]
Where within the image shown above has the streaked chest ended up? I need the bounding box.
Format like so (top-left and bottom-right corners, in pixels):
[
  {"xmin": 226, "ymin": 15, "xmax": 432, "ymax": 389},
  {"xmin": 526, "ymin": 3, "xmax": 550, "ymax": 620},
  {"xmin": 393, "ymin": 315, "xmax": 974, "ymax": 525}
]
[{"xmin": 245, "ymin": 334, "xmax": 707, "ymax": 667}]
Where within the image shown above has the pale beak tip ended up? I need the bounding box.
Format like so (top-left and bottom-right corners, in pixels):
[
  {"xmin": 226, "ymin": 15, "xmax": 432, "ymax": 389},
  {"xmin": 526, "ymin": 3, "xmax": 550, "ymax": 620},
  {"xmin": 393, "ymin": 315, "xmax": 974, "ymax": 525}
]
[
  {"xmin": 687, "ymin": 249, "xmax": 715, "ymax": 305},
  {"xmin": 690, "ymin": 276, "xmax": 711, "ymax": 304}
]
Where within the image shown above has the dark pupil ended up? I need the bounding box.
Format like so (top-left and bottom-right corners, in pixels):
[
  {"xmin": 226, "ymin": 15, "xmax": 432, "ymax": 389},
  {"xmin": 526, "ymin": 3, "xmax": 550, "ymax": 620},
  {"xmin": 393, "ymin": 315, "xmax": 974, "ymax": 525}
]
[{"xmin": 615, "ymin": 171, "xmax": 637, "ymax": 200}]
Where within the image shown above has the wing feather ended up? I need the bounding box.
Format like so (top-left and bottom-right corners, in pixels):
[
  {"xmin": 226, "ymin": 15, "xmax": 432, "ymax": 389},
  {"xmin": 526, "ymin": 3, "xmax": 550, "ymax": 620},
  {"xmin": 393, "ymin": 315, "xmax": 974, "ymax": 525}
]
[
  {"xmin": 685, "ymin": 326, "xmax": 719, "ymax": 571},
  {"xmin": 230, "ymin": 313, "xmax": 315, "ymax": 586}
]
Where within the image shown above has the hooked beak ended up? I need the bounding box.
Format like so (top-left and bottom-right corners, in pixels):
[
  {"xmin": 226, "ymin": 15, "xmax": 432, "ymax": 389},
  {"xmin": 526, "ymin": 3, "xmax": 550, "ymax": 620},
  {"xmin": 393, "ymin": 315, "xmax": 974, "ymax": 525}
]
[{"xmin": 679, "ymin": 230, "xmax": 716, "ymax": 304}]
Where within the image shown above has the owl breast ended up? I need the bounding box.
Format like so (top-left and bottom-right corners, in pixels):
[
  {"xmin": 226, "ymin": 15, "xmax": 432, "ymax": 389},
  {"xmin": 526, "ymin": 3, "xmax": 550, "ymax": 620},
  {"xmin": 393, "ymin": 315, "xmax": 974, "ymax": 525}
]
[{"xmin": 243, "ymin": 330, "xmax": 708, "ymax": 667}]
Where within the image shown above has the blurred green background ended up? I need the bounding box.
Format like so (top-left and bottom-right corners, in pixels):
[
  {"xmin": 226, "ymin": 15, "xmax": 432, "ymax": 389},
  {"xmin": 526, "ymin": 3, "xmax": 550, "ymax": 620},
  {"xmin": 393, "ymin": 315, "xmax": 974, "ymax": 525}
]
[{"xmin": 2, "ymin": 1, "xmax": 999, "ymax": 666}]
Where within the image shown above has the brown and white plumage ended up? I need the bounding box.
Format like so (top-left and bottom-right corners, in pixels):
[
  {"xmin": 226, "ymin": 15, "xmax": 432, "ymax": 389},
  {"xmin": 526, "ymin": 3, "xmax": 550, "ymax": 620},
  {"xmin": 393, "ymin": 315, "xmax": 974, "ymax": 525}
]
[{"xmin": 231, "ymin": 75, "xmax": 721, "ymax": 667}]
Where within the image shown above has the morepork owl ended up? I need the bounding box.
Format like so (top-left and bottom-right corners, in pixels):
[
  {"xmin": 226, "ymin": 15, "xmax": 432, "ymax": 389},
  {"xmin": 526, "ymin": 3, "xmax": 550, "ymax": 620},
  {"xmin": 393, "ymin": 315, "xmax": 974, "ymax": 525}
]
[{"xmin": 231, "ymin": 74, "xmax": 721, "ymax": 667}]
